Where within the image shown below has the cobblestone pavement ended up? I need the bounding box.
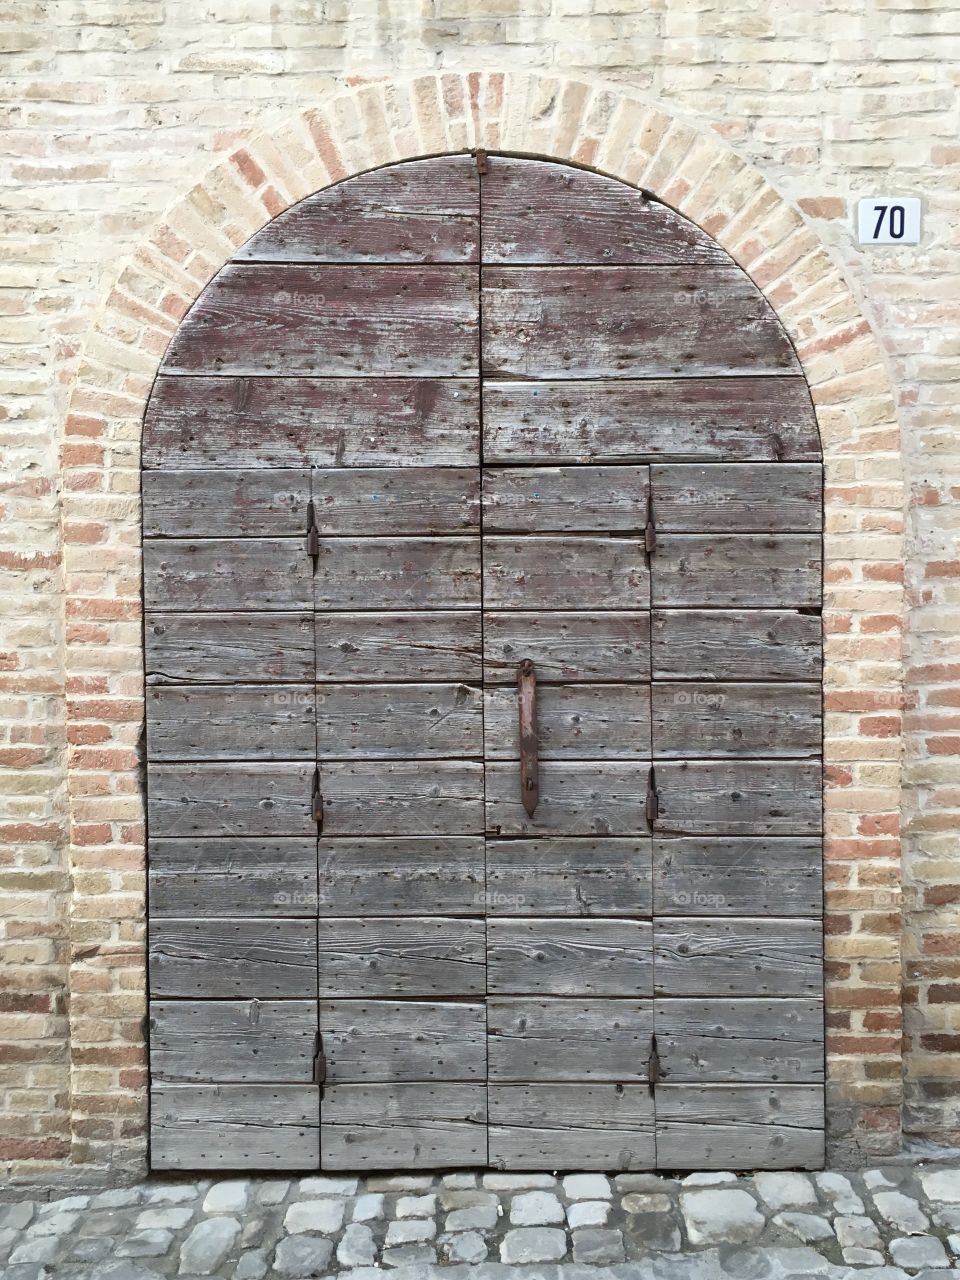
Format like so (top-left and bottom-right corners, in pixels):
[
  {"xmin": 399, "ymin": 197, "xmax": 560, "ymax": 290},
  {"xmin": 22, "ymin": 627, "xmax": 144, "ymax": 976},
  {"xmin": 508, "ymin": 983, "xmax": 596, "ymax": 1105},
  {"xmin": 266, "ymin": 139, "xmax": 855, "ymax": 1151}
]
[{"xmin": 3, "ymin": 1165, "xmax": 960, "ymax": 1279}]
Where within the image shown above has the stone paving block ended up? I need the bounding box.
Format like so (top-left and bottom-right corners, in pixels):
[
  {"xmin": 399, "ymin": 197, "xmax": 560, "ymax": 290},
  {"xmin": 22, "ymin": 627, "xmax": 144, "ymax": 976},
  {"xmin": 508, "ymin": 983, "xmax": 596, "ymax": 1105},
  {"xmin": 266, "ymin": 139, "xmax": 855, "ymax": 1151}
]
[
  {"xmin": 178, "ymin": 1217, "xmax": 241, "ymax": 1275},
  {"xmin": 500, "ymin": 1226, "xmax": 568, "ymax": 1263},
  {"xmin": 509, "ymin": 1190, "xmax": 565, "ymax": 1225},
  {"xmin": 681, "ymin": 1188, "xmax": 764, "ymax": 1245}
]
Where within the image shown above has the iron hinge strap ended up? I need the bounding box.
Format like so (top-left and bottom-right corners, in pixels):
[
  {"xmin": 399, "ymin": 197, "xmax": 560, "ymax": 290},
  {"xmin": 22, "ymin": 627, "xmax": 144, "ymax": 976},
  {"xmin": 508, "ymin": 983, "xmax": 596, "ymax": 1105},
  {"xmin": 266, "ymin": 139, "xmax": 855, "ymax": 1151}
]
[
  {"xmin": 474, "ymin": 147, "xmax": 488, "ymax": 175},
  {"xmin": 644, "ymin": 486, "xmax": 657, "ymax": 554},
  {"xmin": 305, "ymin": 500, "xmax": 320, "ymax": 564},
  {"xmin": 311, "ymin": 767, "xmax": 323, "ymax": 830},
  {"xmin": 313, "ymin": 1031, "xmax": 326, "ymax": 1094},
  {"xmin": 645, "ymin": 766, "xmax": 659, "ymax": 824},
  {"xmin": 648, "ymin": 1034, "xmax": 661, "ymax": 1091}
]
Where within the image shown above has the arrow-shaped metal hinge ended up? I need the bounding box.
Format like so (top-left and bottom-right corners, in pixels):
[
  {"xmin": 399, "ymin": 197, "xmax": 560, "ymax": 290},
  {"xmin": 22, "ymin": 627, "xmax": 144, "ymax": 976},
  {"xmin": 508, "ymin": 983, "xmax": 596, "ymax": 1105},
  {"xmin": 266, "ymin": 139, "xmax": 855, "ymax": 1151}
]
[
  {"xmin": 648, "ymin": 1034, "xmax": 661, "ymax": 1093},
  {"xmin": 305, "ymin": 500, "xmax": 320, "ymax": 567},
  {"xmin": 645, "ymin": 766, "xmax": 659, "ymax": 825},
  {"xmin": 313, "ymin": 1031, "xmax": 327, "ymax": 1096},
  {"xmin": 311, "ymin": 767, "xmax": 323, "ymax": 832},
  {"xmin": 644, "ymin": 487, "xmax": 657, "ymax": 555}
]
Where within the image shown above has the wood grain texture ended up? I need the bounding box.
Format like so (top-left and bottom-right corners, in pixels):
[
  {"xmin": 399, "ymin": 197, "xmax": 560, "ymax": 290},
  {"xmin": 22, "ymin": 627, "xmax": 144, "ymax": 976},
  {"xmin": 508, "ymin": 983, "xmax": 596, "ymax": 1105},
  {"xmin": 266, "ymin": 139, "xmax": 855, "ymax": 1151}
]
[
  {"xmin": 145, "ymin": 612, "xmax": 315, "ymax": 685},
  {"xmin": 312, "ymin": 467, "xmax": 479, "ymax": 534},
  {"xmin": 654, "ymin": 760, "xmax": 822, "ymax": 836},
  {"xmin": 316, "ymin": 612, "xmax": 482, "ymax": 682},
  {"xmin": 655, "ymin": 1084, "xmax": 825, "ymax": 1170},
  {"xmin": 488, "ymin": 998, "xmax": 652, "ymax": 1082},
  {"xmin": 322, "ymin": 1000, "xmax": 485, "ymax": 1082},
  {"xmin": 487, "ymin": 919, "xmax": 653, "ymax": 996},
  {"xmin": 317, "ymin": 917, "xmax": 485, "ymax": 997},
  {"xmin": 486, "ymin": 838, "xmax": 652, "ymax": 917},
  {"xmin": 149, "ymin": 919, "xmax": 318, "ymax": 998},
  {"xmin": 652, "ymin": 682, "xmax": 821, "ymax": 758},
  {"xmin": 653, "ymin": 918, "xmax": 823, "ymax": 997},
  {"xmin": 652, "ymin": 534, "xmax": 822, "ymax": 608},
  {"xmin": 483, "ymin": 378, "xmax": 820, "ymax": 464},
  {"xmin": 319, "ymin": 760, "xmax": 483, "ymax": 836},
  {"xmin": 144, "ymin": 376, "xmax": 480, "ymax": 470},
  {"xmin": 316, "ymin": 683, "xmax": 482, "ymax": 759},
  {"xmin": 481, "ymin": 465, "xmax": 648, "ymax": 532},
  {"xmin": 151, "ymin": 1084, "xmax": 320, "ymax": 1171},
  {"xmin": 652, "ymin": 836, "xmax": 822, "ymax": 917},
  {"xmin": 147, "ymin": 763, "xmax": 315, "ymax": 838},
  {"xmin": 150, "ymin": 999, "xmax": 317, "ymax": 1083},
  {"xmin": 162, "ymin": 264, "xmax": 478, "ymax": 377},
  {"xmin": 321, "ymin": 1084, "xmax": 486, "ymax": 1169},
  {"xmin": 655, "ymin": 998, "xmax": 824, "ymax": 1083},
  {"xmin": 148, "ymin": 837, "xmax": 317, "ymax": 917},
  {"xmin": 651, "ymin": 610, "xmax": 821, "ymax": 681},
  {"xmin": 483, "ymin": 536, "xmax": 649, "ymax": 610},
  {"xmin": 489, "ymin": 1084, "xmax": 655, "ymax": 1170},
  {"xmin": 144, "ymin": 539, "xmax": 313, "ymax": 612},
  {"xmin": 146, "ymin": 685, "xmax": 316, "ymax": 761},
  {"xmin": 481, "ymin": 267, "xmax": 799, "ymax": 379},
  {"xmin": 236, "ymin": 155, "xmax": 479, "ymax": 264},
  {"xmin": 315, "ymin": 537, "xmax": 480, "ymax": 610},
  {"xmin": 481, "ymin": 157, "xmax": 726, "ymax": 267},
  {"xmin": 484, "ymin": 684, "xmax": 650, "ymax": 759},
  {"xmin": 485, "ymin": 761, "xmax": 648, "ymax": 837},
  {"xmin": 316, "ymin": 837, "xmax": 484, "ymax": 916},
  {"xmin": 143, "ymin": 469, "xmax": 310, "ymax": 538},
  {"xmin": 483, "ymin": 611, "xmax": 650, "ymax": 684},
  {"xmin": 651, "ymin": 463, "xmax": 822, "ymax": 533}
]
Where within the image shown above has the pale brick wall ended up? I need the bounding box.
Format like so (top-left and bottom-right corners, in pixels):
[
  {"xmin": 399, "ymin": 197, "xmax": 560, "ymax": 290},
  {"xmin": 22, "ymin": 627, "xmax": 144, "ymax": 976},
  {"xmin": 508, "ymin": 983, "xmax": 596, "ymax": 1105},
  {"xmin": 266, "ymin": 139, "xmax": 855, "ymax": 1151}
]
[{"xmin": 1, "ymin": 2, "xmax": 956, "ymax": 1181}]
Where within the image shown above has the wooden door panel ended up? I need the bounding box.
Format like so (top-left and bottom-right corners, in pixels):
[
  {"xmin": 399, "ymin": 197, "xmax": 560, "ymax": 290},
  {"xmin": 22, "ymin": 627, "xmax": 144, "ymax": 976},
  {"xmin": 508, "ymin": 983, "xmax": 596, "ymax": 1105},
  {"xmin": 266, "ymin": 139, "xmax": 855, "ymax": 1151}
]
[
  {"xmin": 150, "ymin": 1000, "xmax": 317, "ymax": 1083},
  {"xmin": 146, "ymin": 612, "xmax": 315, "ymax": 685},
  {"xmin": 322, "ymin": 1000, "xmax": 486, "ymax": 1082},
  {"xmin": 152, "ymin": 1084, "xmax": 320, "ymax": 1171},
  {"xmin": 315, "ymin": 537, "xmax": 480, "ymax": 609},
  {"xmin": 147, "ymin": 763, "xmax": 315, "ymax": 837},
  {"xmin": 486, "ymin": 838, "xmax": 652, "ymax": 917},
  {"xmin": 321, "ymin": 1084, "xmax": 486, "ymax": 1169},
  {"xmin": 143, "ymin": 469, "xmax": 310, "ymax": 538},
  {"xmin": 652, "ymin": 609, "xmax": 822, "ymax": 681},
  {"xmin": 316, "ymin": 683, "xmax": 482, "ymax": 759},
  {"xmin": 316, "ymin": 612, "xmax": 482, "ymax": 682},
  {"xmin": 483, "ymin": 611, "xmax": 650, "ymax": 684},
  {"xmin": 655, "ymin": 1084, "xmax": 825, "ymax": 1170},
  {"xmin": 483, "ymin": 536, "xmax": 649, "ymax": 610},
  {"xmin": 487, "ymin": 919, "xmax": 653, "ymax": 996},
  {"xmin": 312, "ymin": 467, "xmax": 479, "ymax": 535},
  {"xmin": 652, "ymin": 682, "xmax": 821, "ymax": 758},
  {"xmin": 652, "ymin": 836, "xmax": 822, "ymax": 917},
  {"xmin": 149, "ymin": 919, "xmax": 318, "ymax": 998},
  {"xmin": 654, "ymin": 761, "xmax": 822, "ymax": 836},
  {"xmin": 489, "ymin": 1084, "xmax": 655, "ymax": 1170},
  {"xmin": 317, "ymin": 918, "xmax": 485, "ymax": 997},
  {"xmin": 488, "ymin": 998, "xmax": 652, "ymax": 1082},
  {"xmin": 148, "ymin": 837, "xmax": 317, "ymax": 918},
  {"xmin": 317, "ymin": 837, "xmax": 484, "ymax": 916},
  {"xmin": 144, "ymin": 539, "xmax": 313, "ymax": 612},
  {"xmin": 655, "ymin": 998, "xmax": 824, "ymax": 1083},
  {"xmin": 146, "ymin": 685, "xmax": 316, "ymax": 761},
  {"xmin": 653, "ymin": 918, "xmax": 823, "ymax": 998},
  {"xmin": 318, "ymin": 761, "xmax": 483, "ymax": 835},
  {"xmin": 485, "ymin": 761, "xmax": 648, "ymax": 836},
  {"xmin": 651, "ymin": 463, "xmax": 822, "ymax": 533},
  {"xmin": 652, "ymin": 534, "xmax": 821, "ymax": 608},
  {"xmin": 484, "ymin": 684, "xmax": 650, "ymax": 759},
  {"xmin": 482, "ymin": 465, "xmax": 648, "ymax": 532}
]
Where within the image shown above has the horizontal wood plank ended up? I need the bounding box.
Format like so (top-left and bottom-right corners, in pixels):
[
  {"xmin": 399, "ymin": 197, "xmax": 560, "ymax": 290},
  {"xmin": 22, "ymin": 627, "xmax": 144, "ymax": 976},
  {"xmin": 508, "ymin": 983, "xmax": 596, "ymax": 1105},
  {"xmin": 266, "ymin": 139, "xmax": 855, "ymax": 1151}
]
[
  {"xmin": 652, "ymin": 682, "xmax": 821, "ymax": 758},
  {"xmin": 651, "ymin": 609, "xmax": 822, "ymax": 681},
  {"xmin": 487, "ymin": 919, "xmax": 653, "ymax": 996},
  {"xmin": 150, "ymin": 999, "xmax": 317, "ymax": 1083},
  {"xmin": 151, "ymin": 1084, "xmax": 319, "ymax": 1171},
  {"xmin": 322, "ymin": 1000, "xmax": 485, "ymax": 1082},
  {"xmin": 488, "ymin": 998, "xmax": 652, "ymax": 1082},
  {"xmin": 149, "ymin": 919, "xmax": 318, "ymax": 998},
  {"xmin": 655, "ymin": 1084, "xmax": 825, "ymax": 1170},
  {"xmin": 317, "ymin": 837, "xmax": 483, "ymax": 916},
  {"xmin": 483, "ymin": 611, "xmax": 650, "ymax": 684},
  {"xmin": 147, "ymin": 763, "xmax": 315, "ymax": 837},
  {"xmin": 315, "ymin": 537, "xmax": 480, "ymax": 610},
  {"xmin": 483, "ymin": 536, "xmax": 649, "ymax": 610},
  {"xmin": 316, "ymin": 612, "xmax": 482, "ymax": 682},
  {"xmin": 651, "ymin": 463, "xmax": 822, "ymax": 533},
  {"xmin": 148, "ymin": 837, "xmax": 317, "ymax": 917},
  {"xmin": 143, "ymin": 469, "xmax": 310, "ymax": 538},
  {"xmin": 655, "ymin": 998, "xmax": 824, "ymax": 1083},
  {"xmin": 486, "ymin": 838, "xmax": 652, "ymax": 917},
  {"xmin": 321, "ymin": 1084, "xmax": 485, "ymax": 1169},
  {"xmin": 146, "ymin": 685, "xmax": 315, "ymax": 761},
  {"xmin": 653, "ymin": 917, "xmax": 823, "ymax": 997},
  {"xmin": 319, "ymin": 761, "xmax": 483, "ymax": 836},
  {"xmin": 652, "ymin": 534, "xmax": 822, "ymax": 608},
  {"xmin": 144, "ymin": 539, "xmax": 313, "ymax": 612},
  {"xmin": 654, "ymin": 760, "xmax": 822, "ymax": 836},
  {"xmin": 489, "ymin": 1084, "xmax": 655, "ymax": 1170},
  {"xmin": 313, "ymin": 467, "xmax": 479, "ymax": 534},
  {"xmin": 145, "ymin": 612, "xmax": 315, "ymax": 685},
  {"xmin": 485, "ymin": 761, "xmax": 649, "ymax": 836},
  {"xmin": 317, "ymin": 917, "xmax": 485, "ymax": 997},
  {"xmin": 653, "ymin": 836, "xmax": 822, "ymax": 917},
  {"xmin": 484, "ymin": 684, "xmax": 650, "ymax": 759},
  {"xmin": 481, "ymin": 465, "xmax": 648, "ymax": 532},
  {"xmin": 316, "ymin": 683, "xmax": 482, "ymax": 759}
]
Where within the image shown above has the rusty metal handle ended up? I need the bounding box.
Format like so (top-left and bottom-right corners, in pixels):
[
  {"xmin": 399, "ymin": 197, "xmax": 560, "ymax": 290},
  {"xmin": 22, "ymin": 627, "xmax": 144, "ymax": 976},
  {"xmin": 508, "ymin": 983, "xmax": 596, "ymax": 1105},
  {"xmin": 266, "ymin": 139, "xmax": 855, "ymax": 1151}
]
[{"xmin": 517, "ymin": 659, "xmax": 539, "ymax": 818}]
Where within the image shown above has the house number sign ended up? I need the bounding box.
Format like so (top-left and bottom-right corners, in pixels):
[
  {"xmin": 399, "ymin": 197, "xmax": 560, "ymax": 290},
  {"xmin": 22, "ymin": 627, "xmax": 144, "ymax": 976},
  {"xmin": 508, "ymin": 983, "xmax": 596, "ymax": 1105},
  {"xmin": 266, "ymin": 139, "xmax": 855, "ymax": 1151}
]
[{"xmin": 857, "ymin": 196, "xmax": 922, "ymax": 245}]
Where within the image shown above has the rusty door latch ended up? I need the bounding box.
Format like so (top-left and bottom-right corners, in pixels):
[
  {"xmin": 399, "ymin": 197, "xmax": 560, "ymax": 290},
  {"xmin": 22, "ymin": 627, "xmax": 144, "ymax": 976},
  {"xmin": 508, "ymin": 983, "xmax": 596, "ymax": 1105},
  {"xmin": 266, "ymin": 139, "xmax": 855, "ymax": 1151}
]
[{"xmin": 517, "ymin": 659, "xmax": 539, "ymax": 818}]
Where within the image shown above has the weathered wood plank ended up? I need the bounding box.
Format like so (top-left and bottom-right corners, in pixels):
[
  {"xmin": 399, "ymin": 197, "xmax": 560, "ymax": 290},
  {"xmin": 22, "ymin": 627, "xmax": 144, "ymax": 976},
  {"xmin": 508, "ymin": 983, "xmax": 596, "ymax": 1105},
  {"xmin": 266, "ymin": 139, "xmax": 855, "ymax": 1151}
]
[
  {"xmin": 322, "ymin": 1000, "xmax": 485, "ymax": 1082},
  {"xmin": 486, "ymin": 838, "xmax": 652, "ymax": 917},
  {"xmin": 487, "ymin": 919, "xmax": 653, "ymax": 996},
  {"xmin": 316, "ymin": 683, "xmax": 482, "ymax": 759},
  {"xmin": 484, "ymin": 684, "xmax": 650, "ymax": 759},
  {"xmin": 142, "ymin": 469, "xmax": 310, "ymax": 539},
  {"xmin": 236, "ymin": 156, "xmax": 479, "ymax": 264},
  {"xmin": 652, "ymin": 534, "xmax": 822, "ymax": 608},
  {"xmin": 653, "ymin": 918, "xmax": 823, "ymax": 997},
  {"xmin": 315, "ymin": 537, "xmax": 480, "ymax": 610},
  {"xmin": 148, "ymin": 837, "xmax": 317, "ymax": 917},
  {"xmin": 317, "ymin": 917, "xmax": 485, "ymax": 998},
  {"xmin": 481, "ymin": 465, "xmax": 648, "ymax": 532},
  {"xmin": 317, "ymin": 837, "xmax": 484, "ymax": 916},
  {"xmin": 163, "ymin": 264, "xmax": 478, "ymax": 377},
  {"xmin": 654, "ymin": 761, "xmax": 822, "ymax": 836},
  {"xmin": 655, "ymin": 1084, "xmax": 825, "ymax": 1170},
  {"xmin": 652, "ymin": 682, "xmax": 820, "ymax": 758},
  {"xmin": 488, "ymin": 1084, "xmax": 655, "ymax": 1170},
  {"xmin": 145, "ymin": 612, "xmax": 315, "ymax": 685},
  {"xmin": 651, "ymin": 610, "xmax": 822, "ymax": 681},
  {"xmin": 144, "ymin": 376, "xmax": 480, "ymax": 470},
  {"xmin": 488, "ymin": 998, "xmax": 652, "ymax": 1082},
  {"xmin": 483, "ymin": 537, "xmax": 649, "ymax": 610},
  {"xmin": 481, "ymin": 267, "xmax": 799, "ymax": 379},
  {"xmin": 313, "ymin": 467, "xmax": 479, "ymax": 535},
  {"xmin": 321, "ymin": 1084, "xmax": 485, "ymax": 1169},
  {"xmin": 319, "ymin": 761, "xmax": 483, "ymax": 836},
  {"xmin": 150, "ymin": 1000, "xmax": 317, "ymax": 1083},
  {"xmin": 144, "ymin": 539, "xmax": 312, "ymax": 612},
  {"xmin": 485, "ymin": 761, "xmax": 648, "ymax": 836},
  {"xmin": 148, "ymin": 763, "xmax": 315, "ymax": 838},
  {"xmin": 151, "ymin": 1084, "xmax": 320, "ymax": 1171},
  {"xmin": 149, "ymin": 919, "xmax": 318, "ymax": 998},
  {"xmin": 146, "ymin": 685, "xmax": 315, "ymax": 761},
  {"xmin": 655, "ymin": 999, "xmax": 824, "ymax": 1083},
  {"xmin": 652, "ymin": 836, "xmax": 822, "ymax": 917},
  {"xmin": 483, "ymin": 611, "xmax": 650, "ymax": 684},
  {"xmin": 651, "ymin": 463, "xmax": 821, "ymax": 533},
  {"xmin": 481, "ymin": 157, "xmax": 726, "ymax": 266},
  {"xmin": 483, "ymin": 378, "xmax": 820, "ymax": 464},
  {"xmin": 316, "ymin": 612, "xmax": 481, "ymax": 683}
]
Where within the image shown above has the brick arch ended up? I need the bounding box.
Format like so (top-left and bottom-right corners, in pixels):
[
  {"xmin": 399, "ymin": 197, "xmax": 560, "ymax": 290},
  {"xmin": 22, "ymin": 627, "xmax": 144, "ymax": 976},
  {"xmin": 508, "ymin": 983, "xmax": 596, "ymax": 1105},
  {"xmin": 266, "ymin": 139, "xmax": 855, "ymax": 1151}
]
[{"xmin": 62, "ymin": 72, "xmax": 904, "ymax": 1174}]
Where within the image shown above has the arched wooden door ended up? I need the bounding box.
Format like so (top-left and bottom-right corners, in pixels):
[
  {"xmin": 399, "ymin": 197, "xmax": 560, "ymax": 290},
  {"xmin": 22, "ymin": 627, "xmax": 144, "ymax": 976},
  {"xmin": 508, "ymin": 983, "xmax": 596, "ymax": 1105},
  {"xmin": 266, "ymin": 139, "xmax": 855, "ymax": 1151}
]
[{"xmin": 144, "ymin": 155, "xmax": 824, "ymax": 1172}]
